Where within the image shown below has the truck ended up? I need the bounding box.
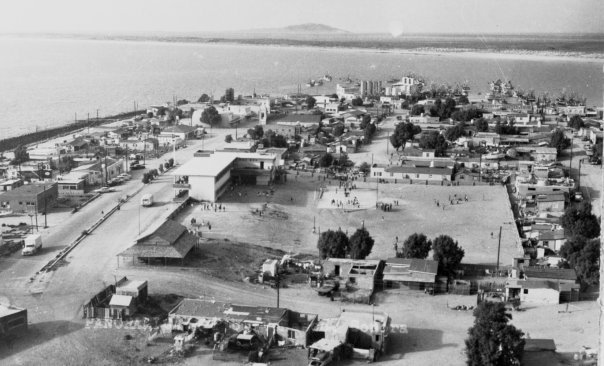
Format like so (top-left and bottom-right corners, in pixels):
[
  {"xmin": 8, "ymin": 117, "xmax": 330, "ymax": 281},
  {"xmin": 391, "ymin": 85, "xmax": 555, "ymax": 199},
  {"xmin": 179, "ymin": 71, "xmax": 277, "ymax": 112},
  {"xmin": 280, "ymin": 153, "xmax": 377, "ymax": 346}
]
[
  {"xmin": 308, "ymin": 340, "xmax": 352, "ymax": 366},
  {"xmin": 22, "ymin": 234, "xmax": 42, "ymax": 256},
  {"xmin": 141, "ymin": 194, "xmax": 153, "ymax": 207}
]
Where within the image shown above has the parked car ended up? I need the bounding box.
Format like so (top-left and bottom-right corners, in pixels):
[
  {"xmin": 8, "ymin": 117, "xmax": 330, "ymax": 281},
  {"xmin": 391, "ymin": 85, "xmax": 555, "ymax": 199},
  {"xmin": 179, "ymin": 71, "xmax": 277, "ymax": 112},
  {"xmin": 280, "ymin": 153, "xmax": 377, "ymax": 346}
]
[
  {"xmin": 118, "ymin": 173, "xmax": 131, "ymax": 180},
  {"xmin": 94, "ymin": 187, "xmax": 115, "ymax": 194},
  {"xmin": 130, "ymin": 163, "xmax": 145, "ymax": 170}
]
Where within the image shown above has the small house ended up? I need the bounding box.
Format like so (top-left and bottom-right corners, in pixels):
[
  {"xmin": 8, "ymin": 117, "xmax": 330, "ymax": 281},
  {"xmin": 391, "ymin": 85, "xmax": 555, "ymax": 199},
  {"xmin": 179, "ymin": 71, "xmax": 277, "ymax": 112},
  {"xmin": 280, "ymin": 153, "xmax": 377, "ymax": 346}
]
[
  {"xmin": 116, "ymin": 279, "xmax": 148, "ymax": 306},
  {"xmin": 382, "ymin": 258, "xmax": 438, "ymax": 291},
  {"xmin": 109, "ymin": 295, "xmax": 136, "ymax": 317},
  {"xmin": 0, "ymin": 304, "xmax": 27, "ymax": 338}
]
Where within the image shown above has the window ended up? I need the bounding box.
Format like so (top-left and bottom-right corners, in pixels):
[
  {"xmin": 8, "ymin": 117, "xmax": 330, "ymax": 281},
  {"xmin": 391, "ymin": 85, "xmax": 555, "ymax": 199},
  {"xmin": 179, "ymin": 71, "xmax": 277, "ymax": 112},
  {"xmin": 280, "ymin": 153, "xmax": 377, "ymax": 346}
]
[
  {"xmin": 528, "ymin": 188, "xmax": 536, "ymax": 191},
  {"xmin": 287, "ymin": 330, "xmax": 296, "ymax": 339},
  {"xmin": 416, "ymin": 174, "xmax": 420, "ymax": 178},
  {"xmin": 375, "ymin": 334, "xmax": 381, "ymax": 342},
  {"xmin": 523, "ymin": 289, "xmax": 529, "ymax": 294}
]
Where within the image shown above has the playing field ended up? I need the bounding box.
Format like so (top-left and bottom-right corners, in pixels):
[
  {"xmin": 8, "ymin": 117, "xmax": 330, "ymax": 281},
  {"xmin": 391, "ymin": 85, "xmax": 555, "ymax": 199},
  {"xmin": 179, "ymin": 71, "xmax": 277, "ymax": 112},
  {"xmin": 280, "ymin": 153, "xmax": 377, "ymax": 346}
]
[{"xmin": 181, "ymin": 172, "xmax": 522, "ymax": 266}]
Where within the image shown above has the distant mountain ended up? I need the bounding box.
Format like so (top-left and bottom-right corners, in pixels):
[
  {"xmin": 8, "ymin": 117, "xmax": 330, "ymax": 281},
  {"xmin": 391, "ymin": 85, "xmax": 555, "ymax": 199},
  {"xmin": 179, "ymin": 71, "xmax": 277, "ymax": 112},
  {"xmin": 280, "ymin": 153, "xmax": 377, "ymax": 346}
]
[{"xmin": 282, "ymin": 23, "xmax": 350, "ymax": 34}]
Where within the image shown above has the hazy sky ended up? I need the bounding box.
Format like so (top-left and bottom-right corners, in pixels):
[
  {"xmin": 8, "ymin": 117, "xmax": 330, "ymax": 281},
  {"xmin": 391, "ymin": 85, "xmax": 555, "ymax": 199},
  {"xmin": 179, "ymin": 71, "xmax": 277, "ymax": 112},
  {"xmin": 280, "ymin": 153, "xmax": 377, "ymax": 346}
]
[{"xmin": 1, "ymin": 0, "xmax": 602, "ymax": 34}]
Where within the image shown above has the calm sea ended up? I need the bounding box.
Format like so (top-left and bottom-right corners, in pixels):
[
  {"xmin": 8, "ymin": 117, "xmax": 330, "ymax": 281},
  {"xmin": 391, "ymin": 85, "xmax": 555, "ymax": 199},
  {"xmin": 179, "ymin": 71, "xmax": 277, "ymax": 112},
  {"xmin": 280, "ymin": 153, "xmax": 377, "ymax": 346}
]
[{"xmin": 0, "ymin": 36, "xmax": 602, "ymax": 139}]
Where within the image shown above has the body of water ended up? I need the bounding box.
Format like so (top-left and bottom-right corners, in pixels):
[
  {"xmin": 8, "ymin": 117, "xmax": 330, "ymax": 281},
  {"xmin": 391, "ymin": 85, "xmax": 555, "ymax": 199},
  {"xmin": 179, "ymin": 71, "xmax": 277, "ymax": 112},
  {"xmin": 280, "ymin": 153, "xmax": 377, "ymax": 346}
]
[{"xmin": 0, "ymin": 36, "xmax": 602, "ymax": 139}]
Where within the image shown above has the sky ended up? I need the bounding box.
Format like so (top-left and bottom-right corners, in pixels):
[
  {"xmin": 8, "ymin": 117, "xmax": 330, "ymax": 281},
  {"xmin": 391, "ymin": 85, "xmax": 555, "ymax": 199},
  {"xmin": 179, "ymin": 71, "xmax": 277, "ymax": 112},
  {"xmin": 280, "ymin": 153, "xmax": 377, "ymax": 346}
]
[{"xmin": 0, "ymin": 0, "xmax": 602, "ymax": 35}]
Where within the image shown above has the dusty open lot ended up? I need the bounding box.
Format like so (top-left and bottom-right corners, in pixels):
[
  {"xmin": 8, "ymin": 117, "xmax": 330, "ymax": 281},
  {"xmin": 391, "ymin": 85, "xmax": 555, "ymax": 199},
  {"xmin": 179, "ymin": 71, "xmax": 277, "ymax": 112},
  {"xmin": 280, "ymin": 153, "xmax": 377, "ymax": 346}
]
[{"xmin": 181, "ymin": 171, "xmax": 522, "ymax": 266}]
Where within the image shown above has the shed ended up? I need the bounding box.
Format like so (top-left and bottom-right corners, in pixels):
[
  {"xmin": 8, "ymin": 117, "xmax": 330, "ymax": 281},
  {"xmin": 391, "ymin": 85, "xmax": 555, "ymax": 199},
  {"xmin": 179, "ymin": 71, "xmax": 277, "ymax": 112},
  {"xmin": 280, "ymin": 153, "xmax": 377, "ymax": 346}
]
[
  {"xmin": 109, "ymin": 295, "xmax": 135, "ymax": 317},
  {"xmin": 0, "ymin": 304, "xmax": 27, "ymax": 338},
  {"xmin": 116, "ymin": 279, "xmax": 148, "ymax": 304}
]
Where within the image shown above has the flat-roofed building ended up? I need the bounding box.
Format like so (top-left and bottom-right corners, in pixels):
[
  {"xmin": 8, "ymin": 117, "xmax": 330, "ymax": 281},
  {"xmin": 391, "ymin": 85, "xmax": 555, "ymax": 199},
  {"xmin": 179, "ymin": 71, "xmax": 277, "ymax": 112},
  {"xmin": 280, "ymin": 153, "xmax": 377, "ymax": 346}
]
[
  {"xmin": 0, "ymin": 182, "xmax": 58, "ymax": 213},
  {"xmin": 0, "ymin": 304, "xmax": 27, "ymax": 338}
]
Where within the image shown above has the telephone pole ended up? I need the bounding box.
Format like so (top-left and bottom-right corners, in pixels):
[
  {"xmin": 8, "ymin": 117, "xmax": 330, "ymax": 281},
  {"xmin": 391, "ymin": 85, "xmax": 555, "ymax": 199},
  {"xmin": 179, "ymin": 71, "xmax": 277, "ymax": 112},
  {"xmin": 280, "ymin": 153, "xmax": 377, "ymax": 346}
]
[{"xmin": 598, "ymin": 64, "xmax": 604, "ymax": 366}]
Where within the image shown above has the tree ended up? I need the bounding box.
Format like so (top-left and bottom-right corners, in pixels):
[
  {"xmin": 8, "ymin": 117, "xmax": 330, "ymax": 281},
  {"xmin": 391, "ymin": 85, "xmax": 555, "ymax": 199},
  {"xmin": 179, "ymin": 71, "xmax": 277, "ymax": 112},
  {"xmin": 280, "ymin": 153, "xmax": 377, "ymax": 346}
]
[
  {"xmin": 351, "ymin": 97, "xmax": 364, "ymax": 107},
  {"xmin": 560, "ymin": 201, "xmax": 600, "ymax": 239},
  {"xmin": 410, "ymin": 104, "xmax": 425, "ymax": 116},
  {"xmin": 349, "ymin": 228, "xmax": 375, "ymax": 259},
  {"xmin": 465, "ymin": 302, "xmax": 525, "ymax": 366},
  {"xmin": 360, "ymin": 114, "xmax": 372, "ymax": 129},
  {"xmin": 198, "ymin": 93, "xmax": 210, "ymax": 103},
  {"xmin": 168, "ymin": 158, "xmax": 174, "ymax": 167},
  {"xmin": 142, "ymin": 173, "xmax": 150, "ymax": 184},
  {"xmin": 225, "ymin": 88, "xmax": 235, "ymax": 103},
  {"xmin": 451, "ymin": 108, "xmax": 482, "ymax": 123},
  {"xmin": 317, "ymin": 229, "xmax": 350, "ymax": 259},
  {"xmin": 560, "ymin": 235, "xmax": 600, "ymax": 286},
  {"xmin": 494, "ymin": 120, "xmax": 519, "ymax": 135},
  {"xmin": 458, "ymin": 95, "xmax": 469, "ymax": 104},
  {"xmin": 225, "ymin": 134, "xmax": 233, "ymax": 143},
  {"xmin": 306, "ymin": 96, "xmax": 316, "ymax": 109},
  {"xmin": 319, "ymin": 153, "xmax": 334, "ymax": 167},
  {"xmin": 201, "ymin": 106, "xmax": 222, "ymax": 125},
  {"xmin": 158, "ymin": 164, "xmax": 164, "ymax": 173},
  {"xmin": 333, "ymin": 125, "xmax": 345, "ymax": 137},
  {"xmin": 390, "ymin": 122, "xmax": 422, "ymax": 151},
  {"xmin": 550, "ymin": 128, "xmax": 570, "ymax": 153},
  {"xmin": 364, "ymin": 123, "xmax": 377, "ymax": 143},
  {"xmin": 567, "ymin": 115, "xmax": 584, "ymax": 130},
  {"xmin": 419, "ymin": 131, "xmax": 448, "ymax": 157},
  {"xmin": 358, "ymin": 162, "xmax": 371, "ymax": 176},
  {"xmin": 474, "ymin": 118, "xmax": 489, "ymax": 132},
  {"xmin": 399, "ymin": 233, "xmax": 432, "ymax": 259},
  {"xmin": 444, "ymin": 122, "xmax": 466, "ymax": 142},
  {"xmin": 432, "ymin": 235, "xmax": 465, "ymax": 279},
  {"xmin": 11, "ymin": 145, "xmax": 29, "ymax": 165}
]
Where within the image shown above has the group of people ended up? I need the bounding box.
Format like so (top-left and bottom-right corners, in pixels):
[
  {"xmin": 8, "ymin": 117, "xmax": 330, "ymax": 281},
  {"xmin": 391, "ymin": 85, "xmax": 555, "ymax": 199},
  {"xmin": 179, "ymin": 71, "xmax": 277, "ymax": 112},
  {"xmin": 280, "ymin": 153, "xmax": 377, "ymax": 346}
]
[
  {"xmin": 434, "ymin": 193, "xmax": 470, "ymax": 210},
  {"xmin": 201, "ymin": 203, "xmax": 225, "ymax": 212}
]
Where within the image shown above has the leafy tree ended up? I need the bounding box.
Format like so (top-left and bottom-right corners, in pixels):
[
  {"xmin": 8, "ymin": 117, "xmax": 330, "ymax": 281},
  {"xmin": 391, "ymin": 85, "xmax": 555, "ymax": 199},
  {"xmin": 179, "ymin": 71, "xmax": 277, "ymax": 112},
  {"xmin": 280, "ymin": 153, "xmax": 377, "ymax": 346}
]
[
  {"xmin": 364, "ymin": 123, "xmax": 377, "ymax": 143},
  {"xmin": 253, "ymin": 125, "xmax": 264, "ymax": 139},
  {"xmin": 432, "ymin": 235, "xmax": 465, "ymax": 279},
  {"xmin": 567, "ymin": 115, "xmax": 584, "ymax": 130},
  {"xmin": 410, "ymin": 104, "xmax": 425, "ymax": 116},
  {"xmin": 401, "ymin": 100, "xmax": 410, "ymax": 109},
  {"xmin": 11, "ymin": 145, "xmax": 29, "ymax": 165},
  {"xmin": 142, "ymin": 173, "xmax": 150, "ymax": 184},
  {"xmin": 390, "ymin": 122, "xmax": 422, "ymax": 151},
  {"xmin": 560, "ymin": 235, "xmax": 600, "ymax": 286},
  {"xmin": 494, "ymin": 120, "xmax": 519, "ymax": 135},
  {"xmin": 225, "ymin": 134, "xmax": 233, "ymax": 143},
  {"xmin": 360, "ymin": 114, "xmax": 372, "ymax": 129},
  {"xmin": 330, "ymin": 93, "xmax": 339, "ymax": 99},
  {"xmin": 474, "ymin": 118, "xmax": 489, "ymax": 132},
  {"xmin": 465, "ymin": 302, "xmax": 525, "ymax": 366},
  {"xmin": 451, "ymin": 108, "xmax": 482, "ymax": 123},
  {"xmin": 306, "ymin": 96, "xmax": 317, "ymax": 109},
  {"xmin": 398, "ymin": 233, "xmax": 432, "ymax": 259},
  {"xmin": 201, "ymin": 106, "xmax": 222, "ymax": 125},
  {"xmin": 158, "ymin": 164, "xmax": 164, "ymax": 173},
  {"xmin": 358, "ymin": 162, "xmax": 370, "ymax": 176},
  {"xmin": 319, "ymin": 153, "xmax": 334, "ymax": 167},
  {"xmin": 168, "ymin": 158, "xmax": 174, "ymax": 167},
  {"xmin": 225, "ymin": 88, "xmax": 234, "ymax": 103},
  {"xmin": 317, "ymin": 229, "xmax": 349, "ymax": 259},
  {"xmin": 549, "ymin": 128, "xmax": 570, "ymax": 153},
  {"xmin": 349, "ymin": 228, "xmax": 375, "ymax": 259},
  {"xmin": 444, "ymin": 122, "xmax": 466, "ymax": 142},
  {"xmin": 333, "ymin": 125, "xmax": 345, "ymax": 137},
  {"xmin": 197, "ymin": 93, "xmax": 210, "ymax": 103},
  {"xmin": 560, "ymin": 201, "xmax": 600, "ymax": 239},
  {"xmin": 458, "ymin": 95, "xmax": 469, "ymax": 104},
  {"xmin": 419, "ymin": 131, "xmax": 448, "ymax": 157},
  {"xmin": 351, "ymin": 97, "xmax": 364, "ymax": 106}
]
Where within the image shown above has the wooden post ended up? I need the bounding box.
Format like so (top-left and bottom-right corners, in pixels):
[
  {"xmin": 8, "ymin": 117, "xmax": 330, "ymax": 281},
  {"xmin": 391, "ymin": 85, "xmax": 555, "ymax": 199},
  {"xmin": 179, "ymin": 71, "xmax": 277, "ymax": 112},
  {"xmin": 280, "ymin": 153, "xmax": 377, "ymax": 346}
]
[{"xmin": 599, "ymin": 65, "xmax": 604, "ymax": 366}]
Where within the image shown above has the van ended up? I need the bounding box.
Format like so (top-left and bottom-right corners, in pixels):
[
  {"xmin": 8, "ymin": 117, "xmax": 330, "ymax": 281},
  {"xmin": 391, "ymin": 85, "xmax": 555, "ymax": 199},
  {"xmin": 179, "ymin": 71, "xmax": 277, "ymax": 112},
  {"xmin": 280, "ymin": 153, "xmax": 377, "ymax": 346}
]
[{"xmin": 141, "ymin": 194, "xmax": 153, "ymax": 207}]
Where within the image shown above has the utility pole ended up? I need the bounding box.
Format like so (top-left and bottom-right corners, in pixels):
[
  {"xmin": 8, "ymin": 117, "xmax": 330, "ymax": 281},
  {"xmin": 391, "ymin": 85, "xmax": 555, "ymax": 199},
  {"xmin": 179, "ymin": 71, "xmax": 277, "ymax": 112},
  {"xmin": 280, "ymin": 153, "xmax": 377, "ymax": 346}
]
[
  {"xmin": 496, "ymin": 226, "xmax": 502, "ymax": 275},
  {"xmin": 43, "ymin": 185, "xmax": 48, "ymax": 228},
  {"xmin": 87, "ymin": 113, "xmax": 90, "ymax": 134},
  {"xmin": 276, "ymin": 273, "xmax": 280, "ymax": 308},
  {"xmin": 598, "ymin": 64, "xmax": 604, "ymax": 366}
]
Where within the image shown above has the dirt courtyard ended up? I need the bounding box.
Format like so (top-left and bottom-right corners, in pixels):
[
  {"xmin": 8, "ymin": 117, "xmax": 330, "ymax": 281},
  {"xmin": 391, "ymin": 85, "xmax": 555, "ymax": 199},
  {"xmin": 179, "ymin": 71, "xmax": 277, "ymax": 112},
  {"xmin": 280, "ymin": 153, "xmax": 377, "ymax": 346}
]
[{"xmin": 179, "ymin": 171, "xmax": 522, "ymax": 266}]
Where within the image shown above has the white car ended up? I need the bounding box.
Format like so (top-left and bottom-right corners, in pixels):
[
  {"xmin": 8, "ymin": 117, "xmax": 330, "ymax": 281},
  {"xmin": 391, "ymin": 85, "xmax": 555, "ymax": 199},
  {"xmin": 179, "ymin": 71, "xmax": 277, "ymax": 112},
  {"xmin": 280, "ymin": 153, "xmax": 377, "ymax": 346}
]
[
  {"xmin": 118, "ymin": 174, "xmax": 131, "ymax": 180},
  {"xmin": 94, "ymin": 187, "xmax": 115, "ymax": 194}
]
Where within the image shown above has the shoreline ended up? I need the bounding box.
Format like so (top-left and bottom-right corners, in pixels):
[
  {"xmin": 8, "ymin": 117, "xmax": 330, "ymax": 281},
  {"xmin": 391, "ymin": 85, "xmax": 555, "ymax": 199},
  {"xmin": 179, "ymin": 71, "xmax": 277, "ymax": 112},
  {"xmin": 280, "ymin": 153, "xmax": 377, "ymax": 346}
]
[
  {"xmin": 3, "ymin": 33, "xmax": 603, "ymax": 63},
  {"xmin": 0, "ymin": 110, "xmax": 139, "ymax": 153}
]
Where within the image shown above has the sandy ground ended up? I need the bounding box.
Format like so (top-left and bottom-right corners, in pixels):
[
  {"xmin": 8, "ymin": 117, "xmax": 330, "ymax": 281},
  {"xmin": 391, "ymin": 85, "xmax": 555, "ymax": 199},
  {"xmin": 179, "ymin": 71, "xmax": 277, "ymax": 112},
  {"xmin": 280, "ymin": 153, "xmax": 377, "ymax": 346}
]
[{"xmin": 186, "ymin": 172, "xmax": 521, "ymax": 265}]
